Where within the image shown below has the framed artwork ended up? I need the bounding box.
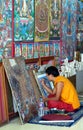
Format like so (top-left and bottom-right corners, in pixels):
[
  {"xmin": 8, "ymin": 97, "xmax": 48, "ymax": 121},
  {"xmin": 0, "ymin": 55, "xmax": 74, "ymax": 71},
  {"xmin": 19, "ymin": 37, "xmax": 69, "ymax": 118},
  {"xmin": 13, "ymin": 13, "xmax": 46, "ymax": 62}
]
[{"xmin": 34, "ymin": 0, "xmax": 50, "ymax": 42}]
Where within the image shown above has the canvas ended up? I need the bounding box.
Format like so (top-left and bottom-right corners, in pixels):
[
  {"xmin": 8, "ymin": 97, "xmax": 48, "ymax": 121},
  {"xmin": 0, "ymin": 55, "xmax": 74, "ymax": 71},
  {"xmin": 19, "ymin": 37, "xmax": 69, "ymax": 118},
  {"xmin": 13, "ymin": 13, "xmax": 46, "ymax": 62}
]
[
  {"xmin": 33, "ymin": 71, "xmax": 54, "ymax": 97},
  {"xmin": 2, "ymin": 57, "xmax": 38, "ymax": 124}
]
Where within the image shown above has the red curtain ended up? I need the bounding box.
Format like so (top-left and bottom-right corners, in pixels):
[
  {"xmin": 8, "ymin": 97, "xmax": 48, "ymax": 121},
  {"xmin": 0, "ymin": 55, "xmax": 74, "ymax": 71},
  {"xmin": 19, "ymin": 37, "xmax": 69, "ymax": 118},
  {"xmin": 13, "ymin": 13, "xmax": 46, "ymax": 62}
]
[{"xmin": 0, "ymin": 64, "xmax": 9, "ymax": 125}]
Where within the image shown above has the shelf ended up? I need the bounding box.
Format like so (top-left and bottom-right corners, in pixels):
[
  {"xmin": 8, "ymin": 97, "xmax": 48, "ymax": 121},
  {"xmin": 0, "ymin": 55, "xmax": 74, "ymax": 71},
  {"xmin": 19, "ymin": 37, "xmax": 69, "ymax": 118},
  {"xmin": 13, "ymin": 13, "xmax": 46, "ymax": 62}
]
[
  {"xmin": 25, "ymin": 56, "xmax": 55, "ymax": 65},
  {"xmin": 25, "ymin": 58, "xmax": 39, "ymax": 64}
]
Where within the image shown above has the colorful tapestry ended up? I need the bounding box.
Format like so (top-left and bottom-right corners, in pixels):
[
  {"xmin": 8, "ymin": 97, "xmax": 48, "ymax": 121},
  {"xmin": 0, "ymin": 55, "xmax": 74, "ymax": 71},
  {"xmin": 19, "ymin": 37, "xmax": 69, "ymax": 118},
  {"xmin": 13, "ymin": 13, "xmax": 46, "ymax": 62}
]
[
  {"xmin": 14, "ymin": 0, "xmax": 34, "ymax": 41},
  {"xmin": 0, "ymin": 0, "xmax": 12, "ymax": 60},
  {"xmin": 61, "ymin": 0, "xmax": 77, "ymax": 61},
  {"xmin": 77, "ymin": 0, "xmax": 83, "ymax": 31},
  {"xmin": 34, "ymin": 0, "xmax": 50, "ymax": 42},
  {"xmin": 3, "ymin": 57, "xmax": 38, "ymax": 124},
  {"xmin": 50, "ymin": 0, "xmax": 61, "ymax": 40},
  {"xmin": 0, "ymin": 64, "xmax": 9, "ymax": 125}
]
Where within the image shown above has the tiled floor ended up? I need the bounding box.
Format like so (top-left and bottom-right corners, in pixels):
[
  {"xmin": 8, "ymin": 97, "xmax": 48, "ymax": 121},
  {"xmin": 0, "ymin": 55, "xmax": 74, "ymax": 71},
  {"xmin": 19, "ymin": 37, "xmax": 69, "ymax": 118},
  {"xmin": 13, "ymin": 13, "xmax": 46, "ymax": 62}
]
[{"xmin": 0, "ymin": 117, "xmax": 83, "ymax": 130}]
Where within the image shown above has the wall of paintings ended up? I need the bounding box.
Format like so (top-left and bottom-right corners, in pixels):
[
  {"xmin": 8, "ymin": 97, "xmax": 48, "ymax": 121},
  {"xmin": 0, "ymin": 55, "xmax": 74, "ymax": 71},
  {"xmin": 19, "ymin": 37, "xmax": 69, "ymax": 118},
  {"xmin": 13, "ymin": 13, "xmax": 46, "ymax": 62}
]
[{"xmin": 0, "ymin": 0, "xmax": 82, "ymax": 63}]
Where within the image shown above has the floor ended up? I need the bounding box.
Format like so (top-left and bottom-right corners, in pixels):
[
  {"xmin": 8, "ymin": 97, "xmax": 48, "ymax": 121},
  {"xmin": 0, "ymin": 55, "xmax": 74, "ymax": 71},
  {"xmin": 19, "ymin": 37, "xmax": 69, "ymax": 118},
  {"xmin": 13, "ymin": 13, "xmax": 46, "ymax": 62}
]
[{"xmin": 0, "ymin": 117, "xmax": 83, "ymax": 130}]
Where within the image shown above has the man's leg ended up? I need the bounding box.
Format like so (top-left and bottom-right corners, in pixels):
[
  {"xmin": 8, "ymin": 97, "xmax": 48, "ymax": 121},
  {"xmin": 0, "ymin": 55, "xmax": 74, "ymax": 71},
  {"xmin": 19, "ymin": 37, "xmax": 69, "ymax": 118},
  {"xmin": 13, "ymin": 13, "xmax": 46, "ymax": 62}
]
[{"xmin": 47, "ymin": 94, "xmax": 74, "ymax": 112}]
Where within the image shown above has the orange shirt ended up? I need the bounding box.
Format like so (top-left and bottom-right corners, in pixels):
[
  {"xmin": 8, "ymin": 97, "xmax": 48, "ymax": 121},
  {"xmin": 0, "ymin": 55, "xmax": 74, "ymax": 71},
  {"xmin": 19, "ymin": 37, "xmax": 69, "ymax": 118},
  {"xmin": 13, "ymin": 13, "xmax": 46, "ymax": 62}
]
[{"xmin": 54, "ymin": 76, "xmax": 80, "ymax": 109}]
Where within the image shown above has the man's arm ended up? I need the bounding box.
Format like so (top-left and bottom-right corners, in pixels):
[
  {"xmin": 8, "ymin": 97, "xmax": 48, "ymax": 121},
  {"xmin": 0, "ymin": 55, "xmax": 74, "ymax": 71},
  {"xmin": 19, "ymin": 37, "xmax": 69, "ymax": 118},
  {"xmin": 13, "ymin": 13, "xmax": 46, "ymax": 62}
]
[{"xmin": 43, "ymin": 82, "xmax": 64, "ymax": 101}]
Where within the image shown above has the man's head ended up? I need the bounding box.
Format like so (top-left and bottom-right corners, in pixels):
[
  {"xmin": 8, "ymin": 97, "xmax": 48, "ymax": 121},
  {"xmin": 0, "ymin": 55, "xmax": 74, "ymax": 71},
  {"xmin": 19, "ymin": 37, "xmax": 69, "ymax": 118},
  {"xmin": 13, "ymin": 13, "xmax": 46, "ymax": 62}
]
[{"xmin": 45, "ymin": 66, "xmax": 59, "ymax": 81}]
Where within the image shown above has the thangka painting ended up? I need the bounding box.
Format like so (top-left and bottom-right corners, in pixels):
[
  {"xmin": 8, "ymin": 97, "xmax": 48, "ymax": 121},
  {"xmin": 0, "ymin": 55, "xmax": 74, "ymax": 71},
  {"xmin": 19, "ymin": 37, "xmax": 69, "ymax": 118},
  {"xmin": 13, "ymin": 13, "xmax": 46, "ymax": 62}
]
[
  {"xmin": 77, "ymin": 0, "xmax": 83, "ymax": 31},
  {"xmin": 33, "ymin": 43, "xmax": 39, "ymax": 58},
  {"xmin": 0, "ymin": 0, "xmax": 12, "ymax": 60},
  {"xmin": 50, "ymin": 0, "xmax": 61, "ymax": 40},
  {"xmin": 3, "ymin": 57, "xmax": 38, "ymax": 124},
  {"xmin": 21, "ymin": 43, "xmax": 28, "ymax": 59},
  {"xmin": 53, "ymin": 40, "xmax": 60, "ymax": 57},
  {"xmin": 15, "ymin": 43, "xmax": 21, "ymax": 57},
  {"xmin": 61, "ymin": 0, "xmax": 77, "ymax": 61},
  {"xmin": 34, "ymin": 0, "xmax": 50, "ymax": 42},
  {"xmin": 39, "ymin": 43, "xmax": 45, "ymax": 57},
  {"xmin": 14, "ymin": 0, "xmax": 34, "ymax": 41}
]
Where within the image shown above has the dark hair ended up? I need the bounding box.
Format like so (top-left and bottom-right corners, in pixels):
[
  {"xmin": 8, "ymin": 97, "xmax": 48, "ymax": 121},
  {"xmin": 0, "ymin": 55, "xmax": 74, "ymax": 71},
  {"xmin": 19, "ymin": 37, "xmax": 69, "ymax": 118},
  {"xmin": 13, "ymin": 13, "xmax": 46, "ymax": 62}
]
[{"xmin": 45, "ymin": 66, "xmax": 59, "ymax": 77}]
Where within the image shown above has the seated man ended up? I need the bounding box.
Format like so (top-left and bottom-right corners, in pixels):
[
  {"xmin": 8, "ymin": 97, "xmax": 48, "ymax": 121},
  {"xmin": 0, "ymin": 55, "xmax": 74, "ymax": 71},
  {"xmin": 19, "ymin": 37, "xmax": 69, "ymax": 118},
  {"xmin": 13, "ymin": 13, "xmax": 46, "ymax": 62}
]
[{"xmin": 41, "ymin": 66, "xmax": 80, "ymax": 112}]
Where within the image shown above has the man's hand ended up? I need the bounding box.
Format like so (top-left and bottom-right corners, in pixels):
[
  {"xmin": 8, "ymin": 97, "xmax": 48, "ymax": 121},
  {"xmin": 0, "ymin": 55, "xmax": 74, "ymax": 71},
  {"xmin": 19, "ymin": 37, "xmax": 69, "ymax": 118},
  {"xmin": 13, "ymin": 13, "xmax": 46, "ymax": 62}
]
[
  {"xmin": 42, "ymin": 96, "xmax": 48, "ymax": 102},
  {"xmin": 41, "ymin": 79, "xmax": 46, "ymax": 87}
]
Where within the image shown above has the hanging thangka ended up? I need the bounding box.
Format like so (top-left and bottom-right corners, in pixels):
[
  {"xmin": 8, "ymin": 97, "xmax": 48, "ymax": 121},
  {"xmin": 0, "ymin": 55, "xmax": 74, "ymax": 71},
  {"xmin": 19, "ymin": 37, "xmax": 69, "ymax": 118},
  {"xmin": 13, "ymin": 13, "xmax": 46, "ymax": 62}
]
[
  {"xmin": 0, "ymin": 0, "xmax": 12, "ymax": 60},
  {"xmin": 14, "ymin": 0, "xmax": 34, "ymax": 41},
  {"xmin": 50, "ymin": 0, "xmax": 61, "ymax": 40},
  {"xmin": 34, "ymin": 0, "xmax": 50, "ymax": 42},
  {"xmin": 61, "ymin": 0, "xmax": 77, "ymax": 61}
]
